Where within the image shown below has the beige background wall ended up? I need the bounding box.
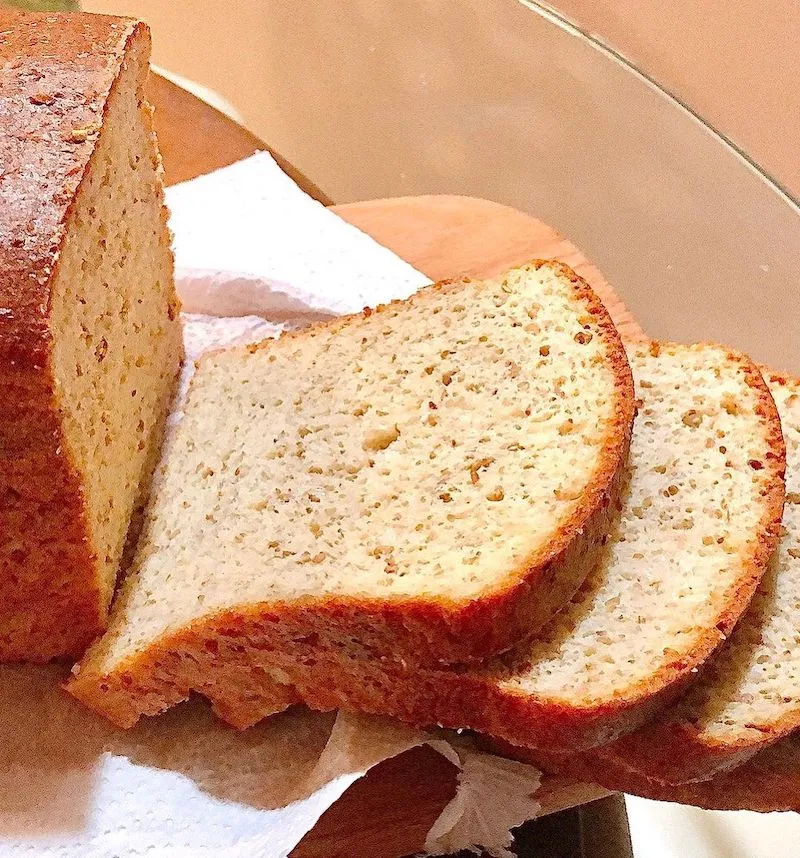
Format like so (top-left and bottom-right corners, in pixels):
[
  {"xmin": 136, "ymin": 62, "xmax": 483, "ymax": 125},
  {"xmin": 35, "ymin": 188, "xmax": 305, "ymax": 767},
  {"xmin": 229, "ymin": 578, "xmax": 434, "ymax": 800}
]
[
  {"xmin": 553, "ymin": 0, "xmax": 799, "ymax": 196},
  {"xmin": 81, "ymin": 0, "xmax": 799, "ymax": 375},
  {"xmin": 84, "ymin": 0, "xmax": 799, "ymax": 198}
]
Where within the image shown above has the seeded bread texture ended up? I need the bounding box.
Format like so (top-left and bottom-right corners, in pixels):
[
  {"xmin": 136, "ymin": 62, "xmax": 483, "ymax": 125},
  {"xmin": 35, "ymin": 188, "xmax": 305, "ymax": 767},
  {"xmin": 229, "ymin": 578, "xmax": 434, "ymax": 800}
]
[
  {"xmin": 70, "ymin": 342, "xmax": 782, "ymax": 748},
  {"xmin": 68, "ymin": 260, "xmax": 634, "ymax": 726},
  {"xmin": 190, "ymin": 343, "xmax": 780, "ymax": 748},
  {"xmin": 583, "ymin": 371, "xmax": 795, "ymax": 783},
  {"xmin": 0, "ymin": 12, "xmax": 182, "ymax": 660}
]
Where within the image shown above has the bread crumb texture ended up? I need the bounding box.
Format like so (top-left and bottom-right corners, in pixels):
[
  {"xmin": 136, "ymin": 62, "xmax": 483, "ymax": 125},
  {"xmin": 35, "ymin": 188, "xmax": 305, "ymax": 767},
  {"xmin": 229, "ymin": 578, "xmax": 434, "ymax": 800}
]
[
  {"xmin": 252, "ymin": 344, "xmax": 783, "ymax": 750},
  {"xmin": 49, "ymin": 32, "xmax": 181, "ymax": 611},
  {"xmin": 500, "ymin": 345, "xmax": 781, "ymax": 706},
  {"xmin": 600, "ymin": 373, "xmax": 795, "ymax": 781},
  {"xmin": 71, "ymin": 342, "xmax": 781, "ymax": 744},
  {"xmin": 671, "ymin": 376, "xmax": 799, "ymax": 743},
  {"xmin": 69, "ymin": 261, "xmax": 632, "ymax": 718},
  {"xmin": 277, "ymin": 344, "xmax": 782, "ymax": 751}
]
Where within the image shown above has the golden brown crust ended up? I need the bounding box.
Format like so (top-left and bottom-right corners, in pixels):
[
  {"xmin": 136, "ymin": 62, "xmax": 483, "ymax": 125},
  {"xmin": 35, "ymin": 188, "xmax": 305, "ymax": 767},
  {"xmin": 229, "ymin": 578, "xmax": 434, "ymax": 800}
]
[
  {"xmin": 479, "ymin": 740, "xmax": 671, "ymax": 804},
  {"xmin": 491, "ymin": 736, "xmax": 800, "ymax": 814},
  {"xmin": 68, "ymin": 260, "xmax": 635, "ymax": 722},
  {"xmin": 577, "ymin": 363, "xmax": 789, "ymax": 783},
  {"xmin": 652, "ymin": 741, "xmax": 800, "ymax": 812},
  {"xmin": 0, "ymin": 12, "xmax": 149, "ymax": 660}
]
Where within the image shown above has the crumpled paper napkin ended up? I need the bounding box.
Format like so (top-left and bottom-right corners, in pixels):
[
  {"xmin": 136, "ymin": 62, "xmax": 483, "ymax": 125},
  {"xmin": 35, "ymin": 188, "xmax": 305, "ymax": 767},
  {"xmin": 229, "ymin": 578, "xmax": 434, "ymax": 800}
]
[{"xmin": 0, "ymin": 152, "xmax": 542, "ymax": 858}]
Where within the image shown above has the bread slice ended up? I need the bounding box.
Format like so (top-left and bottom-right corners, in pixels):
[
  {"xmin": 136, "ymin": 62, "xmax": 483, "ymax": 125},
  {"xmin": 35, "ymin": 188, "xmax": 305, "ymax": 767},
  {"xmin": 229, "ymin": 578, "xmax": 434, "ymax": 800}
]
[
  {"xmin": 66, "ymin": 260, "xmax": 633, "ymax": 724},
  {"xmin": 641, "ymin": 735, "xmax": 800, "ymax": 812},
  {"xmin": 70, "ymin": 341, "xmax": 783, "ymax": 748},
  {"xmin": 0, "ymin": 11, "xmax": 182, "ymax": 660},
  {"xmin": 506, "ymin": 733, "xmax": 800, "ymax": 813},
  {"xmin": 567, "ymin": 371, "xmax": 797, "ymax": 784}
]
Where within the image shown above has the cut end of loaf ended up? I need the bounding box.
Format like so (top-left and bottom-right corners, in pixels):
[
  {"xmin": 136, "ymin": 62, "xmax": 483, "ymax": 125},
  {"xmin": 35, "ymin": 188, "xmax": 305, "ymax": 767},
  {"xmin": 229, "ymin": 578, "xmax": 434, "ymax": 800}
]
[
  {"xmin": 48, "ymin": 21, "xmax": 183, "ymax": 619},
  {"xmin": 0, "ymin": 14, "xmax": 182, "ymax": 660},
  {"xmin": 67, "ymin": 260, "xmax": 634, "ymax": 722}
]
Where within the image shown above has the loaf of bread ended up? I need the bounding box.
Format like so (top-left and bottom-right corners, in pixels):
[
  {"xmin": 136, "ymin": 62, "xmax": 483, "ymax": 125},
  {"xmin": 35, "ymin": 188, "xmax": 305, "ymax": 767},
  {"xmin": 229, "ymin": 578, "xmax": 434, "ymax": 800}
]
[
  {"xmin": 5, "ymin": 10, "xmax": 796, "ymax": 830},
  {"xmin": 69, "ymin": 342, "xmax": 783, "ymax": 751},
  {"xmin": 0, "ymin": 11, "xmax": 182, "ymax": 660},
  {"xmin": 505, "ymin": 731, "xmax": 800, "ymax": 813},
  {"xmin": 67, "ymin": 260, "xmax": 634, "ymax": 725}
]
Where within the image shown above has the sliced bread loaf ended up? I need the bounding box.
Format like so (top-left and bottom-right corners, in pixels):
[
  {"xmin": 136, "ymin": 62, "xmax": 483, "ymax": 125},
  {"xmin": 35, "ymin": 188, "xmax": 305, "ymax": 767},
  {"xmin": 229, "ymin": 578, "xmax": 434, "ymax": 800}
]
[
  {"xmin": 0, "ymin": 12, "xmax": 182, "ymax": 660},
  {"xmin": 196, "ymin": 342, "xmax": 780, "ymax": 745},
  {"xmin": 68, "ymin": 260, "xmax": 634, "ymax": 726},
  {"xmin": 580, "ymin": 371, "xmax": 797, "ymax": 784},
  {"xmin": 70, "ymin": 342, "xmax": 783, "ymax": 746}
]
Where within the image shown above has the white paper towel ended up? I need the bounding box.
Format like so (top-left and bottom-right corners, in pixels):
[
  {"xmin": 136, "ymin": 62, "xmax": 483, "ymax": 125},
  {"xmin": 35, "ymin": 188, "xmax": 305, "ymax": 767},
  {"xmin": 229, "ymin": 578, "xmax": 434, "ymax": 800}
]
[
  {"xmin": 0, "ymin": 152, "xmax": 543, "ymax": 858},
  {"xmin": 167, "ymin": 151, "xmax": 429, "ymax": 320}
]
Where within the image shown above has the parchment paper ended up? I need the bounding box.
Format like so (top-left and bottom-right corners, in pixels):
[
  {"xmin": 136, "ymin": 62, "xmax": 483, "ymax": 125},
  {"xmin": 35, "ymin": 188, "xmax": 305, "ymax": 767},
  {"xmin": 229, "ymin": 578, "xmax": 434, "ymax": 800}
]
[{"xmin": 0, "ymin": 153, "xmax": 543, "ymax": 858}]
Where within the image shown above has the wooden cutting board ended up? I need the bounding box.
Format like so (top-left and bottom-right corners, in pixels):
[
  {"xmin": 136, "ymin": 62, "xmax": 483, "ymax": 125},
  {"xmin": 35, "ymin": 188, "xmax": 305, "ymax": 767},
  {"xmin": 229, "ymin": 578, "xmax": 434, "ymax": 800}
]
[{"xmin": 153, "ymin": 75, "xmax": 638, "ymax": 858}]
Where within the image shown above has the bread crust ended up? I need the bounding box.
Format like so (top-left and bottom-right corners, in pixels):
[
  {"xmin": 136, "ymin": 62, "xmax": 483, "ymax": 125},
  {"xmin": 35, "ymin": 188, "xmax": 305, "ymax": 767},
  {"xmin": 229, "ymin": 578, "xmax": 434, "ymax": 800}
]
[
  {"xmin": 0, "ymin": 12, "xmax": 176, "ymax": 660},
  {"xmin": 494, "ymin": 736, "xmax": 800, "ymax": 813},
  {"xmin": 68, "ymin": 260, "xmax": 635, "ymax": 723},
  {"xmin": 581, "ymin": 368, "xmax": 790, "ymax": 783}
]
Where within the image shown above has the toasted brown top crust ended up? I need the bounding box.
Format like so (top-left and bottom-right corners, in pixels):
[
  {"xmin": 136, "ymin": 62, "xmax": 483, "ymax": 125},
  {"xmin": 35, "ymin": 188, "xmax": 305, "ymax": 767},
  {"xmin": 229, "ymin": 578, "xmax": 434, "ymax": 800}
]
[{"xmin": 0, "ymin": 10, "xmax": 139, "ymax": 366}]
